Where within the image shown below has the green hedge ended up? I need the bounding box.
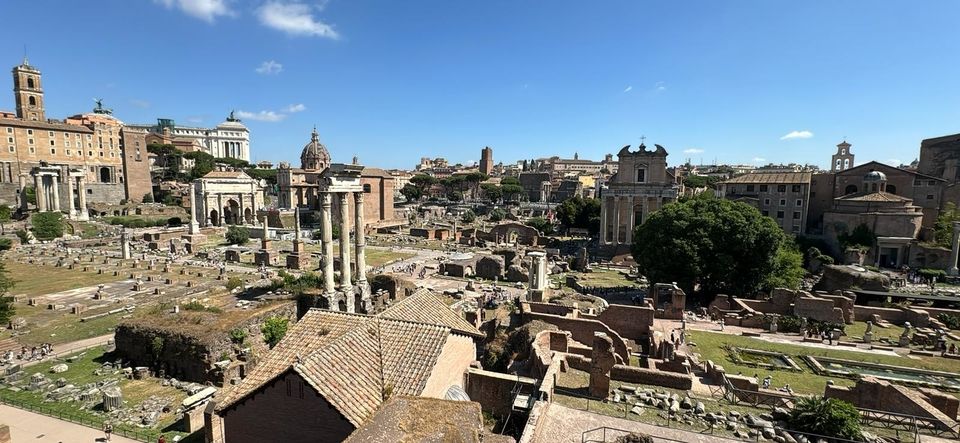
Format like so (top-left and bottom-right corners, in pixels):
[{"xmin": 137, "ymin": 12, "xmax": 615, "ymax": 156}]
[{"xmin": 106, "ymin": 216, "xmax": 168, "ymax": 228}]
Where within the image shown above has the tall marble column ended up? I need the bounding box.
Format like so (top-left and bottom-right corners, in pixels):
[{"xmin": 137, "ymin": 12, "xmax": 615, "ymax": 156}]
[
  {"xmin": 189, "ymin": 182, "xmax": 200, "ymax": 233},
  {"xmin": 17, "ymin": 174, "xmax": 27, "ymax": 212},
  {"xmin": 34, "ymin": 174, "xmax": 46, "ymax": 212},
  {"xmin": 948, "ymin": 221, "xmax": 960, "ymax": 276},
  {"xmin": 612, "ymin": 196, "xmax": 621, "ymax": 246},
  {"xmin": 338, "ymin": 193, "xmax": 353, "ymax": 313},
  {"xmin": 320, "ymin": 193, "xmax": 337, "ymax": 304},
  {"xmin": 216, "ymin": 194, "xmax": 223, "ymax": 226},
  {"xmin": 354, "ymin": 192, "xmax": 370, "ymax": 309},
  {"xmin": 50, "ymin": 174, "xmax": 61, "ymax": 212},
  {"xmin": 66, "ymin": 174, "xmax": 76, "ymax": 218},
  {"xmin": 77, "ymin": 176, "xmax": 88, "ymax": 220},
  {"xmin": 600, "ymin": 196, "xmax": 608, "ymax": 244}
]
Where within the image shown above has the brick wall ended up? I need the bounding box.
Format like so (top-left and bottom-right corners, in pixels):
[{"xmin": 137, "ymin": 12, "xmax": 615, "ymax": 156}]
[
  {"xmin": 219, "ymin": 371, "xmax": 354, "ymax": 443},
  {"xmin": 609, "ymin": 365, "xmax": 692, "ymax": 390},
  {"xmin": 825, "ymin": 377, "xmax": 959, "ymax": 428},
  {"xmin": 465, "ymin": 368, "xmax": 537, "ymax": 418},
  {"xmin": 422, "ymin": 333, "xmax": 475, "ymax": 397},
  {"xmin": 522, "ymin": 311, "xmax": 630, "ymax": 362}
]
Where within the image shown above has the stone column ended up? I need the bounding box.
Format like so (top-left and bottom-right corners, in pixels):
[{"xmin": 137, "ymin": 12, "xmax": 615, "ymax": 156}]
[
  {"xmin": 612, "ymin": 196, "xmax": 620, "ymax": 246},
  {"xmin": 527, "ymin": 251, "xmax": 548, "ymax": 302},
  {"xmin": 50, "ymin": 173, "xmax": 61, "ymax": 212},
  {"xmin": 65, "ymin": 174, "xmax": 76, "ymax": 218},
  {"xmin": 34, "ymin": 174, "xmax": 45, "ymax": 212},
  {"xmin": 17, "ymin": 174, "xmax": 27, "ymax": 212},
  {"xmin": 320, "ymin": 193, "xmax": 337, "ymax": 304},
  {"xmin": 354, "ymin": 192, "xmax": 370, "ymax": 309},
  {"xmin": 238, "ymin": 194, "xmax": 245, "ymax": 224},
  {"xmin": 189, "ymin": 182, "xmax": 200, "ymax": 233},
  {"xmin": 338, "ymin": 193, "xmax": 354, "ymax": 313},
  {"xmin": 77, "ymin": 176, "xmax": 88, "ymax": 220},
  {"xmin": 625, "ymin": 196, "xmax": 634, "ymax": 245},
  {"xmin": 948, "ymin": 222, "xmax": 960, "ymax": 276},
  {"xmin": 600, "ymin": 196, "xmax": 608, "ymax": 245},
  {"xmin": 216, "ymin": 194, "xmax": 223, "ymax": 226}
]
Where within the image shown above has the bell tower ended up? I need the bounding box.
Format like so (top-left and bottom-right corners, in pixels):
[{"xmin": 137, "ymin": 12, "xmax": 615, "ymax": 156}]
[
  {"xmin": 831, "ymin": 140, "xmax": 854, "ymax": 172},
  {"xmin": 13, "ymin": 57, "xmax": 44, "ymax": 121}
]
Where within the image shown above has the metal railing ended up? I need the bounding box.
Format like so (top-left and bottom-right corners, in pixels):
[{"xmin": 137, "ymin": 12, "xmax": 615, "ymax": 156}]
[
  {"xmin": 716, "ymin": 376, "xmax": 795, "ymax": 410},
  {"xmin": 859, "ymin": 407, "xmax": 960, "ymax": 439},
  {"xmin": 582, "ymin": 426, "xmax": 689, "ymax": 443},
  {"xmin": 0, "ymin": 396, "xmax": 156, "ymax": 442}
]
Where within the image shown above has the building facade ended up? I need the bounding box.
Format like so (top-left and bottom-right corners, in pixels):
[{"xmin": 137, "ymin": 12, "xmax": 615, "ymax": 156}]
[
  {"xmin": 831, "ymin": 140, "xmax": 855, "ymax": 172},
  {"xmin": 0, "ymin": 59, "xmax": 152, "ymax": 211},
  {"xmin": 194, "ymin": 170, "xmax": 265, "ymax": 227},
  {"xmin": 127, "ymin": 113, "xmax": 250, "ymax": 161},
  {"xmin": 479, "ymin": 146, "xmax": 493, "ymax": 176},
  {"xmin": 718, "ymin": 172, "xmax": 812, "ymax": 234},
  {"xmin": 600, "ymin": 144, "xmax": 679, "ymax": 246}
]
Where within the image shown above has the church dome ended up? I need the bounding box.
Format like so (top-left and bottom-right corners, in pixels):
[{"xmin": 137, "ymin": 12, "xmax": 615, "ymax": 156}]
[
  {"xmin": 300, "ymin": 128, "xmax": 331, "ymax": 171},
  {"xmin": 863, "ymin": 170, "xmax": 886, "ymax": 182}
]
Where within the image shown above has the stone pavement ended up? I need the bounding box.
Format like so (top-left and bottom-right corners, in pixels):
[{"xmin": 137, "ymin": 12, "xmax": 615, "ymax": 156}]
[
  {"xmin": 531, "ymin": 402, "xmax": 739, "ymax": 443},
  {"xmin": 0, "ymin": 404, "xmax": 138, "ymax": 443}
]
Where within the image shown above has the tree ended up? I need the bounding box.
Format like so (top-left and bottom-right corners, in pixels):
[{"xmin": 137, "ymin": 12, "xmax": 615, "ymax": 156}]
[
  {"xmin": 489, "ymin": 208, "xmax": 506, "ymax": 222},
  {"xmin": 527, "ymin": 217, "xmax": 554, "ymax": 235},
  {"xmin": 681, "ymin": 175, "xmax": 722, "ymax": 189},
  {"xmin": 461, "ymin": 210, "xmax": 476, "ymax": 223},
  {"xmin": 31, "ymin": 212, "xmax": 64, "ymax": 240},
  {"xmin": 399, "ymin": 184, "xmax": 422, "ymax": 202},
  {"xmin": 0, "ymin": 261, "xmax": 15, "ymax": 325},
  {"xmin": 22, "ymin": 185, "xmax": 36, "ymax": 206},
  {"xmin": 788, "ymin": 397, "xmax": 861, "ymax": 440},
  {"xmin": 934, "ymin": 202, "xmax": 960, "ymax": 248},
  {"xmin": 0, "ymin": 204, "xmax": 11, "ymax": 235},
  {"xmin": 838, "ymin": 223, "xmax": 875, "ymax": 250},
  {"xmin": 556, "ymin": 197, "xmax": 601, "ymax": 235},
  {"xmin": 481, "ymin": 183, "xmax": 503, "ymax": 203},
  {"xmin": 410, "ymin": 174, "xmax": 437, "ymax": 197},
  {"xmin": 632, "ymin": 198, "xmax": 795, "ymax": 297},
  {"xmin": 463, "ymin": 172, "xmax": 488, "ymax": 200},
  {"xmin": 500, "ymin": 178, "xmax": 524, "ymax": 201},
  {"xmin": 441, "ymin": 175, "xmax": 467, "ymax": 201},
  {"xmin": 261, "ymin": 316, "xmax": 289, "ymax": 349},
  {"xmin": 763, "ymin": 243, "xmax": 805, "ymax": 290},
  {"xmin": 225, "ymin": 225, "xmax": 250, "ymax": 245},
  {"xmin": 142, "ymin": 193, "xmax": 154, "ymax": 203}
]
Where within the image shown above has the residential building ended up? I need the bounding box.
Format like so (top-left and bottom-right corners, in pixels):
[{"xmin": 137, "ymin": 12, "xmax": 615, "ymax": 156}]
[{"xmin": 718, "ymin": 171, "xmax": 812, "ymax": 234}]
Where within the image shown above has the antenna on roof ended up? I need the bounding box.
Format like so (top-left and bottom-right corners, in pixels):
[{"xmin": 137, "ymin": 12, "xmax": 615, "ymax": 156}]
[{"xmin": 22, "ymin": 45, "xmax": 28, "ymax": 65}]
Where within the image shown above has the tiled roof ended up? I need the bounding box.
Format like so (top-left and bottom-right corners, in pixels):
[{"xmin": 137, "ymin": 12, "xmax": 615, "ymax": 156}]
[
  {"xmin": 720, "ymin": 172, "xmax": 812, "ymax": 185},
  {"xmin": 295, "ymin": 318, "xmax": 449, "ymax": 426},
  {"xmin": 836, "ymin": 191, "xmax": 912, "ymax": 202},
  {"xmin": 380, "ymin": 289, "xmax": 483, "ymax": 338},
  {"xmin": 202, "ymin": 170, "xmax": 251, "ymax": 179},
  {"xmin": 343, "ymin": 396, "xmax": 495, "ymax": 443}
]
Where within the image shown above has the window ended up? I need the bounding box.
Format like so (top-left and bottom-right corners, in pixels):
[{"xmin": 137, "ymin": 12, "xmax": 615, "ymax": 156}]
[
  {"xmin": 363, "ymin": 183, "xmax": 372, "ymax": 193},
  {"xmin": 746, "ymin": 184, "xmax": 755, "ymax": 192},
  {"xmin": 27, "ymin": 138, "xmax": 33, "ymax": 145},
  {"xmin": 28, "ymin": 96, "xmax": 36, "ymax": 106},
  {"xmin": 796, "ymin": 199, "xmax": 803, "ymax": 206},
  {"xmin": 50, "ymin": 148, "xmax": 55, "ymax": 155},
  {"xmin": 636, "ymin": 168, "xmax": 646, "ymax": 183},
  {"xmin": 914, "ymin": 179, "xmax": 922, "ymax": 186},
  {"xmin": 762, "ymin": 210, "xmax": 769, "ymax": 216},
  {"xmin": 7, "ymin": 146, "xmax": 13, "ymax": 153},
  {"xmin": 27, "ymin": 130, "xmax": 33, "ymax": 135},
  {"xmin": 49, "ymin": 140, "xmax": 55, "ymax": 146},
  {"xmin": 48, "ymin": 131, "xmax": 54, "ymax": 137},
  {"xmin": 6, "ymin": 137, "xmax": 11, "ymax": 143},
  {"xmin": 844, "ymin": 185, "xmax": 857, "ymax": 194},
  {"xmin": 929, "ymin": 180, "xmax": 937, "ymax": 186},
  {"xmin": 29, "ymin": 147, "xmax": 34, "ymax": 153},
  {"xmin": 791, "ymin": 224, "xmax": 800, "ymax": 233},
  {"xmin": 777, "ymin": 185, "xmax": 786, "ymax": 192},
  {"xmin": 927, "ymin": 194, "xmax": 934, "ymax": 200},
  {"xmin": 764, "ymin": 198, "xmax": 770, "ymax": 205},
  {"xmin": 779, "ymin": 199, "xmax": 786, "ymax": 206},
  {"xmin": 841, "ymin": 149, "xmax": 846, "ymax": 155},
  {"xmin": 843, "ymin": 159, "xmax": 850, "ymax": 169},
  {"xmin": 65, "ymin": 140, "xmax": 70, "ymax": 148},
  {"xmin": 5, "ymin": 128, "xmax": 10, "ymax": 133},
  {"xmin": 86, "ymin": 134, "xmax": 91, "ymax": 140},
  {"xmin": 66, "ymin": 150, "xmax": 71, "ymax": 156},
  {"xmin": 88, "ymin": 151, "xmax": 93, "ymax": 157},
  {"xmin": 793, "ymin": 211, "xmax": 801, "ymax": 219},
  {"xmin": 791, "ymin": 185, "xmax": 801, "ymax": 192},
  {"xmin": 776, "ymin": 211, "xmax": 784, "ymax": 219},
  {"xmin": 26, "ymin": 77, "xmax": 34, "ymax": 89}
]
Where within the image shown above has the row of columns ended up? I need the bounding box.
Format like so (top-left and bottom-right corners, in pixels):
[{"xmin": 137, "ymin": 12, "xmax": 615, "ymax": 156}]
[
  {"xmin": 29, "ymin": 170, "xmax": 88, "ymax": 220},
  {"xmin": 319, "ymin": 191, "xmax": 368, "ymax": 313},
  {"xmin": 600, "ymin": 195, "xmax": 639, "ymax": 246}
]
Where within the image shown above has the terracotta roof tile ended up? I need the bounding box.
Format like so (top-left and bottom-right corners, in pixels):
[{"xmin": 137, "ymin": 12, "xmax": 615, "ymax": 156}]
[
  {"xmin": 720, "ymin": 172, "xmax": 812, "ymax": 184},
  {"xmin": 379, "ymin": 289, "xmax": 483, "ymax": 337}
]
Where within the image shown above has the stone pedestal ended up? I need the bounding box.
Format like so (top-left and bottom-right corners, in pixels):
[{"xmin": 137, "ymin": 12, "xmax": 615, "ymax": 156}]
[
  {"xmin": 225, "ymin": 250, "xmax": 241, "ymax": 263},
  {"xmin": 863, "ymin": 332, "xmax": 873, "ymax": 344},
  {"xmin": 102, "ymin": 386, "xmax": 123, "ymax": 411},
  {"xmin": 254, "ymin": 250, "xmax": 278, "ymax": 266},
  {"xmin": 286, "ymin": 252, "xmax": 310, "ymax": 270}
]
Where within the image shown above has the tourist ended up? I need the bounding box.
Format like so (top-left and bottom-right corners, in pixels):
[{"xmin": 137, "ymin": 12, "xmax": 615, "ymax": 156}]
[
  {"xmin": 719, "ymin": 318, "xmax": 725, "ymax": 331},
  {"xmin": 762, "ymin": 375, "xmax": 772, "ymax": 389},
  {"xmin": 103, "ymin": 422, "xmax": 113, "ymax": 441},
  {"xmin": 158, "ymin": 434, "xmax": 166, "ymax": 443}
]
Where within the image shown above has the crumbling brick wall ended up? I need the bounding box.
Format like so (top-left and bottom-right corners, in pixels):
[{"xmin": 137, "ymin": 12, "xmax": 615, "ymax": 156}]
[{"xmin": 522, "ymin": 311, "xmax": 630, "ymax": 362}]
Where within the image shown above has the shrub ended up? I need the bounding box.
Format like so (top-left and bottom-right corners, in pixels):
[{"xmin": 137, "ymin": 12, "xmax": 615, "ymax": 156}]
[
  {"xmin": 0, "ymin": 238, "xmax": 11, "ymax": 251},
  {"xmin": 225, "ymin": 276, "xmax": 244, "ymax": 291},
  {"xmin": 917, "ymin": 268, "xmax": 947, "ymax": 280},
  {"xmin": 229, "ymin": 328, "xmax": 247, "ymax": 345},
  {"xmin": 31, "ymin": 212, "xmax": 64, "ymax": 240},
  {"xmin": 461, "ymin": 210, "xmax": 476, "ymax": 223},
  {"xmin": 142, "ymin": 193, "xmax": 155, "ymax": 203},
  {"xmin": 225, "ymin": 225, "xmax": 250, "ymax": 245},
  {"xmin": 489, "ymin": 208, "xmax": 506, "ymax": 222},
  {"xmin": 938, "ymin": 313, "xmax": 960, "ymax": 330},
  {"xmin": 106, "ymin": 216, "xmax": 167, "ymax": 228},
  {"xmin": 14, "ymin": 230, "xmax": 28, "ymax": 244},
  {"xmin": 167, "ymin": 217, "xmax": 182, "ymax": 227},
  {"xmin": 261, "ymin": 317, "xmax": 289, "ymax": 349},
  {"xmin": 789, "ymin": 397, "xmax": 861, "ymax": 440},
  {"xmin": 614, "ymin": 434, "xmax": 653, "ymax": 443}
]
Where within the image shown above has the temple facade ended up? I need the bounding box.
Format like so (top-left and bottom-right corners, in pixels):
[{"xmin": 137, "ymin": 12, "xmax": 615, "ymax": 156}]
[{"xmin": 600, "ymin": 143, "xmax": 680, "ymax": 246}]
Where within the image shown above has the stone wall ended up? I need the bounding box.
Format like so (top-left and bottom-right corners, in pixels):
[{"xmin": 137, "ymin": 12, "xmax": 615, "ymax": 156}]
[
  {"xmin": 794, "ymin": 295, "xmax": 846, "ymax": 324},
  {"xmin": 825, "ymin": 377, "xmax": 959, "ymax": 431},
  {"xmin": 523, "ymin": 302, "xmax": 654, "ymax": 354},
  {"xmin": 609, "ymin": 365, "xmax": 692, "ymax": 390},
  {"xmin": 465, "ymin": 368, "xmax": 537, "ymax": 418},
  {"xmin": 521, "ymin": 310, "xmax": 630, "ymax": 362}
]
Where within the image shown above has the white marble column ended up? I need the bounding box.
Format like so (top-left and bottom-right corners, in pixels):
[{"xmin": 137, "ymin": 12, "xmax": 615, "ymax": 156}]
[
  {"xmin": 338, "ymin": 193, "xmax": 354, "ymax": 313},
  {"xmin": 189, "ymin": 182, "xmax": 200, "ymax": 233},
  {"xmin": 18, "ymin": 174, "xmax": 27, "ymax": 212},
  {"xmin": 600, "ymin": 196, "xmax": 608, "ymax": 244},
  {"xmin": 50, "ymin": 173, "xmax": 61, "ymax": 212},
  {"xmin": 77, "ymin": 177, "xmax": 88, "ymax": 220},
  {"xmin": 216, "ymin": 194, "xmax": 224, "ymax": 226},
  {"xmin": 238, "ymin": 194, "xmax": 245, "ymax": 224},
  {"xmin": 948, "ymin": 222, "xmax": 960, "ymax": 276},
  {"xmin": 625, "ymin": 196, "xmax": 634, "ymax": 245},
  {"xmin": 320, "ymin": 193, "xmax": 337, "ymax": 302},
  {"xmin": 354, "ymin": 192, "xmax": 369, "ymax": 308},
  {"xmin": 612, "ymin": 196, "xmax": 621, "ymax": 246},
  {"xmin": 34, "ymin": 175, "xmax": 46, "ymax": 212},
  {"xmin": 66, "ymin": 174, "xmax": 76, "ymax": 218}
]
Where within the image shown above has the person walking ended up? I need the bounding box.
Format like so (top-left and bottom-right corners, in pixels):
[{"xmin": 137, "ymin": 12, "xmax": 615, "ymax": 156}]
[{"xmin": 103, "ymin": 422, "xmax": 113, "ymax": 441}]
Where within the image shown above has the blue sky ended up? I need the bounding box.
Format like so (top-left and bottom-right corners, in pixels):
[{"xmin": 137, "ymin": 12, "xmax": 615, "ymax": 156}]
[{"xmin": 1, "ymin": 1, "xmax": 958, "ymax": 169}]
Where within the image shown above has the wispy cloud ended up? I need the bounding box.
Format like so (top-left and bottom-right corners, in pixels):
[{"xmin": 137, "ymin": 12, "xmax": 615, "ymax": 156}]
[
  {"xmin": 885, "ymin": 159, "xmax": 902, "ymax": 166},
  {"xmin": 255, "ymin": 60, "xmax": 283, "ymax": 75},
  {"xmin": 129, "ymin": 99, "xmax": 151, "ymax": 109},
  {"xmin": 284, "ymin": 103, "xmax": 307, "ymax": 113},
  {"xmin": 623, "ymin": 86, "xmax": 633, "ymax": 93},
  {"xmin": 236, "ymin": 110, "xmax": 286, "ymax": 122},
  {"xmin": 186, "ymin": 116, "xmax": 204, "ymax": 123},
  {"xmin": 154, "ymin": 0, "xmax": 233, "ymax": 22},
  {"xmin": 655, "ymin": 81, "xmax": 666, "ymax": 91},
  {"xmin": 780, "ymin": 130, "xmax": 814, "ymax": 140},
  {"xmin": 752, "ymin": 157, "xmax": 766, "ymax": 163},
  {"xmin": 257, "ymin": 1, "xmax": 339, "ymax": 38},
  {"xmin": 683, "ymin": 148, "xmax": 704, "ymax": 154}
]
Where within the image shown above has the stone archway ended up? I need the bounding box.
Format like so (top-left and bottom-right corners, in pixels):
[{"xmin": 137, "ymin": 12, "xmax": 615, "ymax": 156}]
[
  {"xmin": 243, "ymin": 207, "xmax": 253, "ymax": 224},
  {"xmin": 223, "ymin": 199, "xmax": 240, "ymax": 225},
  {"xmin": 210, "ymin": 209, "xmax": 220, "ymax": 226}
]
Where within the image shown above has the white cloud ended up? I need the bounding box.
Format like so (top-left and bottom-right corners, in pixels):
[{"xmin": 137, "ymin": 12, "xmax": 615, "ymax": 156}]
[
  {"xmin": 655, "ymin": 81, "xmax": 666, "ymax": 91},
  {"xmin": 780, "ymin": 130, "xmax": 814, "ymax": 140},
  {"xmin": 683, "ymin": 148, "xmax": 704, "ymax": 154},
  {"xmin": 255, "ymin": 60, "xmax": 283, "ymax": 75},
  {"xmin": 623, "ymin": 86, "xmax": 632, "ymax": 93},
  {"xmin": 284, "ymin": 103, "xmax": 306, "ymax": 113},
  {"xmin": 752, "ymin": 157, "xmax": 766, "ymax": 163},
  {"xmin": 129, "ymin": 99, "xmax": 150, "ymax": 109},
  {"xmin": 885, "ymin": 158, "xmax": 902, "ymax": 166},
  {"xmin": 186, "ymin": 116, "xmax": 204, "ymax": 123},
  {"xmin": 155, "ymin": 0, "xmax": 233, "ymax": 22},
  {"xmin": 257, "ymin": 1, "xmax": 339, "ymax": 38},
  {"xmin": 236, "ymin": 110, "xmax": 286, "ymax": 122}
]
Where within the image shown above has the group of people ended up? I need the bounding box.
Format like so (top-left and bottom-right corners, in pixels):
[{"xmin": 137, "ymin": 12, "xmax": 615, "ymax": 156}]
[
  {"xmin": 755, "ymin": 374, "xmax": 794, "ymax": 395},
  {"xmin": 2, "ymin": 344, "xmax": 54, "ymax": 364}
]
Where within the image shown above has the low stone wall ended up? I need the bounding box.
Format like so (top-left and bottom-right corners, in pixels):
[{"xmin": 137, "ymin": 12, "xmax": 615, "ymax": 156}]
[
  {"xmin": 522, "ymin": 311, "xmax": 630, "ymax": 362},
  {"xmin": 854, "ymin": 305, "xmax": 907, "ymax": 324},
  {"xmin": 825, "ymin": 377, "xmax": 959, "ymax": 431},
  {"xmin": 919, "ymin": 387, "xmax": 960, "ymax": 419},
  {"xmin": 610, "ymin": 365, "xmax": 692, "ymax": 390},
  {"xmin": 525, "ymin": 302, "xmax": 574, "ymax": 316},
  {"xmin": 465, "ymin": 368, "xmax": 537, "ymax": 418}
]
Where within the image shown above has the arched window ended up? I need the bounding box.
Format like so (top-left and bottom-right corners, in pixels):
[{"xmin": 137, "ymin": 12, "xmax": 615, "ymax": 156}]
[
  {"xmin": 886, "ymin": 184, "xmax": 896, "ymax": 195},
  {"xmin": 844, "ymin": 185, "xmax": 857, "ymax": 195},
  {"xmin": 27, "ymin": 77, "xmax": 34, "ymax": 89},
  {"xmin": 28, "ymin": 96, "xmax": 36, "ymax": 106},
  {"xmin": 99, "ymin": 167, "xmax": 111, "ymax": 183}
]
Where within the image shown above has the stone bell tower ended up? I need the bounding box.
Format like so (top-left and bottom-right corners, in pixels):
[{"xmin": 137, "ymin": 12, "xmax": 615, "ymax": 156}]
[
  {"xmin": 831, "ymin": 140, "xmax": 854, "ymax": 172},
  {"xmin": 13, "ymin": 57, "xmax": 45, "ymax": 122}
]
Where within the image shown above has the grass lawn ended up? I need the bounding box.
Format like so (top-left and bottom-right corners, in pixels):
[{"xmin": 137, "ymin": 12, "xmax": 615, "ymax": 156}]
[
  {"xmin": 14, "ymin": 308, "xmax": 122, "ymax": 346},
  {"xmin": 0, "ymin": 348, "xmax": 189, "ymax": 441},
  {"xmin": 4, "ymin": 260, "xmax": 125, "ymax": 298},
  {"xmin": 688, "ymin": 330, "xmax": 960, "ymax": 395},
  {"xmin": 566, "ymin": 269, "xmax": 638, "ymax": 289}
]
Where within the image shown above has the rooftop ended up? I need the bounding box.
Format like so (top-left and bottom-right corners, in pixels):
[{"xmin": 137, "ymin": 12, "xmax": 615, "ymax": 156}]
[{"xmin": 720, "ymin": 171, "xmax": 812, "ymax": 185}]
